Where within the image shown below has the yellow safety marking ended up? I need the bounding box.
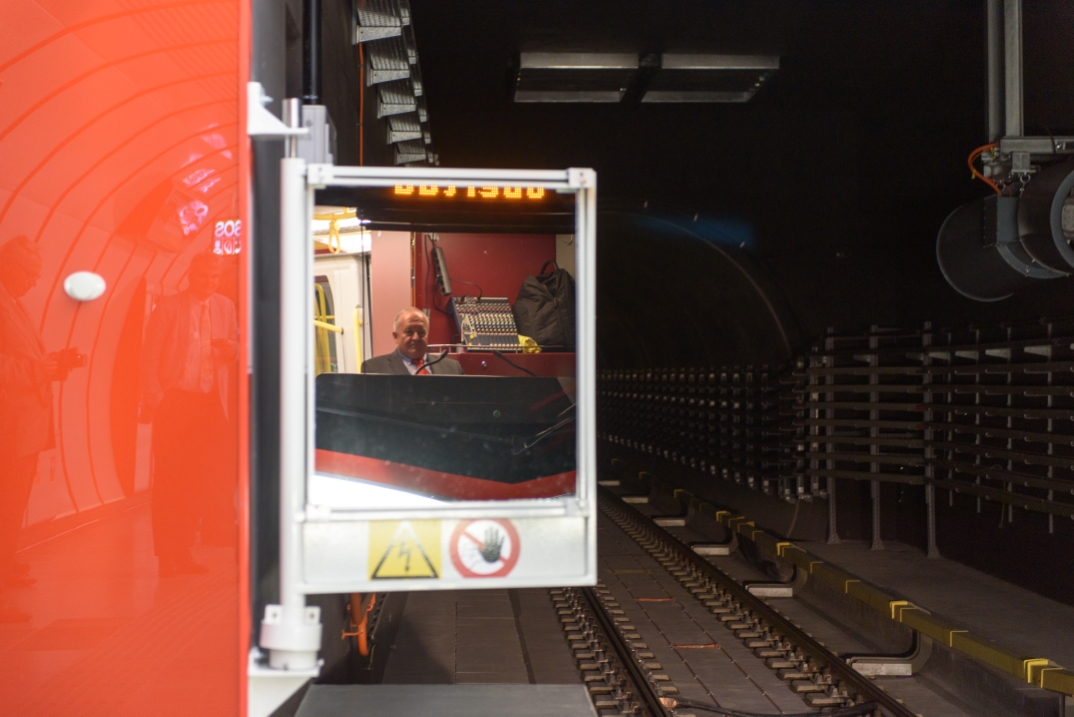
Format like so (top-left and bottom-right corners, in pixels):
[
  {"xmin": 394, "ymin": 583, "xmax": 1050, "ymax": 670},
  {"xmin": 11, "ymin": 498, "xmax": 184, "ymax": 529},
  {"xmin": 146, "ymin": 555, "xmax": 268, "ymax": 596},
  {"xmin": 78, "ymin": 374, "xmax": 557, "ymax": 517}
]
[
  {"xmin": 369, "ymin": 520, "xmax": 441, "ymax": 580},
  {"xmin": 1025, "ymin": 659, "xmax": 1053, "ymax": 684},
  {"xmin": 1038, "ymin": 667, "xmax": 1074, "ymax": 694},
  {"xmin": 945, "ymin": 629, "xmax": 968, "ymax": 647},
  {"xmin": 610, "ymin": 477, "xmax": 1074, "ymax": 696}
]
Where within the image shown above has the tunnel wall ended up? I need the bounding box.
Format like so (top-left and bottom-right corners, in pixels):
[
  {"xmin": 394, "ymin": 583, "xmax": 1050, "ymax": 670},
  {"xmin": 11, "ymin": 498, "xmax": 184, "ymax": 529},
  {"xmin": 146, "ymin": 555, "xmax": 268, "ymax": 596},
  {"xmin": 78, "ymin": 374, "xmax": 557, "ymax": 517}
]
[{"xmin": 598, "ymin": 319, "xmax": 1074, "ymax": 607}]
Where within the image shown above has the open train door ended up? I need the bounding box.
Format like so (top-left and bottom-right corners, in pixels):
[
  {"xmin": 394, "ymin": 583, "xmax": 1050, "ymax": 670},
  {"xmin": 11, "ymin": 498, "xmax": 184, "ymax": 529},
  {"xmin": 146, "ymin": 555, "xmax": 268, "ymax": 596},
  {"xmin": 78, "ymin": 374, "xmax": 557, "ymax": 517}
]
[{"xmin": 249, "ymin": 157, "xmax": 596, "ymax": 714}]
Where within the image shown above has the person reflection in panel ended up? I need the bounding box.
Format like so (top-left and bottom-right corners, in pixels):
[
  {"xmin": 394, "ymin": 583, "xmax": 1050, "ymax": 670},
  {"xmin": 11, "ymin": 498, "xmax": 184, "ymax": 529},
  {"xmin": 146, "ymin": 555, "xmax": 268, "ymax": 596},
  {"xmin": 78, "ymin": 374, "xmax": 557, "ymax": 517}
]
[
  {"xmin": 140, "ymin": 252, "xmax": 238, "ymax": 577},
  {"xmin": 0, "ymin": 237, "xmax": 56, "ymax": 622},
  {"xmin": 362, "ymin": 307, "xmax": 464, "ymax": 375}
]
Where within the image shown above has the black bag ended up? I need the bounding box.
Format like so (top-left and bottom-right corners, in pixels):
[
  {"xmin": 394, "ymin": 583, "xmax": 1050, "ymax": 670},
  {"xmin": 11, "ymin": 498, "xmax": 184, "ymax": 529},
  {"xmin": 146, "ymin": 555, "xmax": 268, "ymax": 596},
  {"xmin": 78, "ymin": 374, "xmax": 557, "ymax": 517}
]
[{"xmin": 512, "ymin": 261, "xmax": 576, "ymax": 351}]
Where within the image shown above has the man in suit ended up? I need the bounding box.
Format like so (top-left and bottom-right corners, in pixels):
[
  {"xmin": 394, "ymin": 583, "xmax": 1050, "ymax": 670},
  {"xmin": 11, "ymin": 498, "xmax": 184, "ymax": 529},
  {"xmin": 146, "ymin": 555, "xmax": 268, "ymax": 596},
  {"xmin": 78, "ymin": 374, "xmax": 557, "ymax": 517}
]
[
  {"xmin": 362, "ymin": 307, "xmax": 463, "ymax": 375},
  {"xmin": 0, "ymin": 236, "xmax": 56, "ymax": 621},
  {"xmin": 140, "ymin": 252, "xmax": 238, "ymax": 577}
]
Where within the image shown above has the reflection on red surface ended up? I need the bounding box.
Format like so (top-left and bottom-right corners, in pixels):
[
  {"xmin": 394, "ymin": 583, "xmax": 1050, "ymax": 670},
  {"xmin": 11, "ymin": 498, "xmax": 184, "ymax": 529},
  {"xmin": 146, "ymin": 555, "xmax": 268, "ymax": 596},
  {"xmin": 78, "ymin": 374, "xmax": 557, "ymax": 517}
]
[
  {"xmin": 316, "ymin": 449, "xmax": 578, "ymax": 500},
  {"xmin": 0, "ymin": 1, "xmax": 244, "ymax": 713}
]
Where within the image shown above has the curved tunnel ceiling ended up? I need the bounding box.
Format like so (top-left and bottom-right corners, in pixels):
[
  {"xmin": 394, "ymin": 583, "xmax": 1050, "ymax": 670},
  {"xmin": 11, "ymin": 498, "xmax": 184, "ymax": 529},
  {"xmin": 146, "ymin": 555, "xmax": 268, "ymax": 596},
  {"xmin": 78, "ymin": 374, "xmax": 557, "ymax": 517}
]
[
  {"xmin": 0, "ymin": 0, "xmax": 241, "ymax": 525},
  {"xmin": 597, "ymin": 210, "xmax": 801, "ymax": 369}
]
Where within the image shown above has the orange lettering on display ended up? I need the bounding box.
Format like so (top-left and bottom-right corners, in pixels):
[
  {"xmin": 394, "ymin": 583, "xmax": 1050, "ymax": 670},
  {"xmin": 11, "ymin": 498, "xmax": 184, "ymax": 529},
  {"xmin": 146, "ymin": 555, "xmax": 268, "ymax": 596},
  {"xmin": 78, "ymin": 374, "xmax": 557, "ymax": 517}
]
[{"xmin": 393, "ymin": 185, "xmax": 547, "ymax": 200}]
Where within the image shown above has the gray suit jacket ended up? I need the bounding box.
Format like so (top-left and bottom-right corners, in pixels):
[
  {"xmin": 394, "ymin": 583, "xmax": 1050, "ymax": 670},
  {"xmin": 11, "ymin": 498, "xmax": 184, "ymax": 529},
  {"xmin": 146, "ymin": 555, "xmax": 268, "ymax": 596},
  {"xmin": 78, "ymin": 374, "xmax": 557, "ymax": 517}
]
[{"xmin": 362, "ymin": 350, "xmax": 464, "ymax": 375}]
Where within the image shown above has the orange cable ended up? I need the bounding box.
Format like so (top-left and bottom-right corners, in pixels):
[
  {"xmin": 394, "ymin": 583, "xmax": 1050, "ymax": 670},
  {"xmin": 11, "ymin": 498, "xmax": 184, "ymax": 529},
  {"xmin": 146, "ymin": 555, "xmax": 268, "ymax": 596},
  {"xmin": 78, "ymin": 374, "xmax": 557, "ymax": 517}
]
[{"xmin": 968, "ymin": 143, "xmax": 1002, "ymax": 195}]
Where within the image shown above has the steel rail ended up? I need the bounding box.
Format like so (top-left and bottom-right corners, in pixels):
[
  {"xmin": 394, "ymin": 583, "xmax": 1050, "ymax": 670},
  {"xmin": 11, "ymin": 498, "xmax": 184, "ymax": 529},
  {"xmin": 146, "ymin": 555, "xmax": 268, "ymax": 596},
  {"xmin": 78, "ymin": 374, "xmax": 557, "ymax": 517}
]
[
  {"xmin": 598, "ymin": 488, "xmax": 919, "ymax": 717},
  {"xmin": 579, "ymin": 586, "xmax": 672, "ymax": 717}
]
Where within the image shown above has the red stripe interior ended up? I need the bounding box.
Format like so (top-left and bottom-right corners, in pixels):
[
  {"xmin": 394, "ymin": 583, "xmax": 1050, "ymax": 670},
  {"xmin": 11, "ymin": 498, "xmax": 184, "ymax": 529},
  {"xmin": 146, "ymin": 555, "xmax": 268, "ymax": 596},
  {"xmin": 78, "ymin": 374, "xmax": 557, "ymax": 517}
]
[{"xmin": 315, "ymin": 449, "xmax": 576, "ymax": 500}]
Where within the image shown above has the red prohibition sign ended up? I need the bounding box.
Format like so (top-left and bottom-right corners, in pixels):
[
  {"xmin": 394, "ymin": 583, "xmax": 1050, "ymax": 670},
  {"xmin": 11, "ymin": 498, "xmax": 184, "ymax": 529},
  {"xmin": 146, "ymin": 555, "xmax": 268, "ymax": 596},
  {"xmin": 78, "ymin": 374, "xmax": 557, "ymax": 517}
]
[{"xmin": 450, "ymin": 519, "xmax": 521, "ymax": 578}]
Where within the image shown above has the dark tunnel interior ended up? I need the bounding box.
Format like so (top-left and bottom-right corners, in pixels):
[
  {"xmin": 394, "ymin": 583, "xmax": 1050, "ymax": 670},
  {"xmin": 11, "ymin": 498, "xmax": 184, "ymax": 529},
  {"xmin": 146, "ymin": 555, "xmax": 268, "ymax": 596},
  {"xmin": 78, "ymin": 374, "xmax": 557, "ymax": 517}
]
[
  {"xmin": 382, "ymin": 0, "xmax": 1074, "ymax": 605},
  {"xmin": 246, "ymin": 0, "xmax": 1074, "ymax": 609},
  {"xmin": 403, "ymin": 0, "xmax": 1074, "ymax": 362},
  {"xmin": 250, "ymin": 0, "xmax": 1074, "ymax": 678}
]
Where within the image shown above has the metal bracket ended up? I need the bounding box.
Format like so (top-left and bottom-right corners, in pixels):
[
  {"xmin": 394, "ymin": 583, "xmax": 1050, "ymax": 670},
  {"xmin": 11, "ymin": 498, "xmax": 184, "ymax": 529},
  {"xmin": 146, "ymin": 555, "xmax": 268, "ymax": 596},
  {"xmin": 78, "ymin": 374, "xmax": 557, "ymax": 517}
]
[
  {"xmin": 652, "ymin": 494, "xmax": 699, "ymax": 528},
  {"xmin": 354, "ymin": 25, "xmax": 403, "ymax": 44},
  {"xmin": 567, "ymin": 167, "xmax": 597, "ymax": 190},
  {"xmin": 247, "ymin": 647, "xmax": 321, "ymax": 717},
  {"xmin": 368, "ymin": 68, "xmax": 411, "ymax": 85},
  {"xmin": 248, "ymin": 82, "xmax": 310, "ymax": 140},
  {"xmin": 844, "ymin": 633, "xmax": 934, "ymax": 677},
  {"xmin": 999, "ymin": 136, "xmax": 1074, "ymax": 155},
  {"xmin": 691, "ymin": 532, "xmax": 739, "ymax": 557},
  {"xmin": 307, "ymin": 163, "xmax": 333, "ymax": 189},
  {"xmin": 378, "ymin": 99, "xmax": 417, "ymax": 119},
  {"xmin": 744, "ymin": 564, "xmax": 809, "ymax": 598}
]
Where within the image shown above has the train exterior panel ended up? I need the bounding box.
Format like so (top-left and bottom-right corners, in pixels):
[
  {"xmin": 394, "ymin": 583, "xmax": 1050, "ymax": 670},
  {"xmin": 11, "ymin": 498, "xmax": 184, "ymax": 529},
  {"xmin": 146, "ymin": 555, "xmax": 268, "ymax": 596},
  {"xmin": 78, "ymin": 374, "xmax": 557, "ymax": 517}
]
[{"xmin": 0, "ymin": 1, "xmax": 249, "ymax": 714}]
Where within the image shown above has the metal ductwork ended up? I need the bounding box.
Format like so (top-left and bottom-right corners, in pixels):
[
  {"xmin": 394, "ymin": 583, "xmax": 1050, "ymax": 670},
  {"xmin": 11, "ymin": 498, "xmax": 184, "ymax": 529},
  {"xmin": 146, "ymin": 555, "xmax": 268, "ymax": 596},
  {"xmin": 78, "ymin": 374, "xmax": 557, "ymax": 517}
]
[
  {"xmin": 1018, "ymin": 162, "xmax": 1074, "ymax": 272},
  {"xmin": 936, "ymin": 0, "xmax": 1074, "ymax": 300},
  {"xmin": 936, "ymin": 191, "xmax": 1065, "ymax": 302}
]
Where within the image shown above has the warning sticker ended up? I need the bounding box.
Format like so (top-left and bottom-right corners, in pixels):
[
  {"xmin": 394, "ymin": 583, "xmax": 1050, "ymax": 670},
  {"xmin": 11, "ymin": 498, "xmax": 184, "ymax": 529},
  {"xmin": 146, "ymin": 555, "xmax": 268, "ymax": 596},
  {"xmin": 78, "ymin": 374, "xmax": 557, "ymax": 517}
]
[
  {"xmin": 369, "ymin": 520, "xmax": 442, "ymax": 580},
  {"xmin": 449, "ymin": 519, "xmax": 520, "ymax": 578}
]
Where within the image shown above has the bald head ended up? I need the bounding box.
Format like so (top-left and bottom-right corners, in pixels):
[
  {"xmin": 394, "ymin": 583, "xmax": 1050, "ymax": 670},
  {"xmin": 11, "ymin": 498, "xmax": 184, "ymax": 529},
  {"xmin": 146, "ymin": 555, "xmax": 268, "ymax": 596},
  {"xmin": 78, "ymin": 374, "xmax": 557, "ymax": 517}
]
[
  {"xmin": 0, "ymin": 236, "xmax": 43, "ymax": 299},
  {"xmin": 393, "ymin": 307, "xmax": 428, "ymax": 333},
  {"xmin": 392, "ymin": 307, "xmax": 429, "ymax": 360}
]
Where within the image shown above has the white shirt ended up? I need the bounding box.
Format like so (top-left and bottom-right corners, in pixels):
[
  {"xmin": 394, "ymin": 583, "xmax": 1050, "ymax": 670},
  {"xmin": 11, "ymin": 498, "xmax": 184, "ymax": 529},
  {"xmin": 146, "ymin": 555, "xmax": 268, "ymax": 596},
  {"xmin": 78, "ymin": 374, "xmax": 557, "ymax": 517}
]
[
  {"xmin": 399, "ymin": 351, "xmax": 430, "ymax": 375},
  {"xmin": 178, "ymin": 298, "xmax": 214, "ymax": 392}
]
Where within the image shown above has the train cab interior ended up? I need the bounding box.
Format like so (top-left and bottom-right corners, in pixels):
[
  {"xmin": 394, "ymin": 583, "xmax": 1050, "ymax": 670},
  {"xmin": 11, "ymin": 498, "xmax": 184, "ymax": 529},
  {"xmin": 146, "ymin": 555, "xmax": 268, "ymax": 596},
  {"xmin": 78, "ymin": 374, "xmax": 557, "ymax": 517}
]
[{"xmin": 4, "ymin": 1, "xmax": 1074, "ymax": 716}]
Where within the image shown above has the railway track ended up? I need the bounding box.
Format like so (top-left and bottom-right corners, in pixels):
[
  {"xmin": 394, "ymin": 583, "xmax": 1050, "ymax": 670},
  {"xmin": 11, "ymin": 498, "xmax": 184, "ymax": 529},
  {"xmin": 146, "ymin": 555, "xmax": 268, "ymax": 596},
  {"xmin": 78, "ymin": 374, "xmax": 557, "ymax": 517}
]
[{"xmin": 553, "ymin": 489, "xmax": 920, "ymax": 717}]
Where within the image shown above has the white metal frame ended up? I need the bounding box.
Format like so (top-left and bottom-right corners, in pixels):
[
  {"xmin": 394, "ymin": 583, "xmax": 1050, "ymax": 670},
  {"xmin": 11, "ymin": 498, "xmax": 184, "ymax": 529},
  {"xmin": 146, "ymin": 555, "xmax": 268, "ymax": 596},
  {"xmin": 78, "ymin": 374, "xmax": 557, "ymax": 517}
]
[{"xmin": 260, "ymin": 161, "xmax": 597, "ymax": 672}]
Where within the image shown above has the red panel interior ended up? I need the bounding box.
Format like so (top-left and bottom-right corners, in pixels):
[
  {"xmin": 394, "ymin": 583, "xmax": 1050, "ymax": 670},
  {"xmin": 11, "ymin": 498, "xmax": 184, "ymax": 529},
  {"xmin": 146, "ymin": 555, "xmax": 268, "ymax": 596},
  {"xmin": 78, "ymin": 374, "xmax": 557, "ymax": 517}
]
[
  {"xmin": 412, "ymin": 232, "xmax": 556, "ymax": 347},
  {"xmin": 453, "ymin": 351, "xmax": 576, "ymax": 377}
]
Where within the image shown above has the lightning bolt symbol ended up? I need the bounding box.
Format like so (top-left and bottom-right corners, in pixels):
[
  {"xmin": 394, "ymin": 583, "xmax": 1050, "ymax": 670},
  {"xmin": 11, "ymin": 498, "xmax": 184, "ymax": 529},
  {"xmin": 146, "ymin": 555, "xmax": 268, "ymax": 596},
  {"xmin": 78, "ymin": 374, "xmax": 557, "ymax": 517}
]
[{"xmin": 398, "ymin": 535, "xmax": 413, "ymax": 573}]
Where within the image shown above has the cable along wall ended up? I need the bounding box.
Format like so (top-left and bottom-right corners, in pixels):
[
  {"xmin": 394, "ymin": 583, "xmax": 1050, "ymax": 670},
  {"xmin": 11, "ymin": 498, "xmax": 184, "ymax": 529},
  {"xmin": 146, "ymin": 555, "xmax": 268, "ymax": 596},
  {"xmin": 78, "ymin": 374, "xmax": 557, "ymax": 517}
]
[{"xmin": 598, "ymin": 317, "xmax": 1074, "ymax": 543}]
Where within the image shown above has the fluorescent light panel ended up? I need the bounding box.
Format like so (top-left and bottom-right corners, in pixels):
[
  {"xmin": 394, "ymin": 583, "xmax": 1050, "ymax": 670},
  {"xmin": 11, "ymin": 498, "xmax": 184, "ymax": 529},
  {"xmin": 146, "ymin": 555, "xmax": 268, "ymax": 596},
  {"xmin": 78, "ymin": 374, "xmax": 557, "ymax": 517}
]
[{"xmin": 513, "ymin": 52, "xmax": 779, "ymax": 104}]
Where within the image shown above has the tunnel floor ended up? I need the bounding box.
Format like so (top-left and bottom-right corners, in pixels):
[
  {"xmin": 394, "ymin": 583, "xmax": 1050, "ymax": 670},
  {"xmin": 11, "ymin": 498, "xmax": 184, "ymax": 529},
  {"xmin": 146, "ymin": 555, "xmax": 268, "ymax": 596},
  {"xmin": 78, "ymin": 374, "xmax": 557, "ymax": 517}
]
[{"xmin": 368, "ymin": 495, "xmax": 1071, "ymax": 717}]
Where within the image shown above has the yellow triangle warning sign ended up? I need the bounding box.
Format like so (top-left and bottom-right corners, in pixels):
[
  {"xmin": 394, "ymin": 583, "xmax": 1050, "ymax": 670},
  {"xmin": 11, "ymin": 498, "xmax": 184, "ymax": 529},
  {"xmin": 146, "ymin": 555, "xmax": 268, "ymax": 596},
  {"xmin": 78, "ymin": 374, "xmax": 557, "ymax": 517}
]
[{"xmin": 368, "ymin": 520, "xmax": 441, "ymax": 580}]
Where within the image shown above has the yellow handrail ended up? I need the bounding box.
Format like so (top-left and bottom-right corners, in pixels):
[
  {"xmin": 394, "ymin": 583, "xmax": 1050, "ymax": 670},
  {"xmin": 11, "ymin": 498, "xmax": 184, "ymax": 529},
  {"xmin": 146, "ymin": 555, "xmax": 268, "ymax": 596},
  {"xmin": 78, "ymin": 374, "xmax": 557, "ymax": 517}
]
[
  {"xmin": 313, "ymin": 284, "xmax": 340, "ymax": 374},
  {"xmin": 313, "ymin": 208, "xmax": 358, "ymax": 254},
  {"xmin": 354, "ymin": 307, "xmax": 364, "ymax": 373},
  {"xmin": 314, "ymin": 319, "xmax": 343, "ymax": 334}
]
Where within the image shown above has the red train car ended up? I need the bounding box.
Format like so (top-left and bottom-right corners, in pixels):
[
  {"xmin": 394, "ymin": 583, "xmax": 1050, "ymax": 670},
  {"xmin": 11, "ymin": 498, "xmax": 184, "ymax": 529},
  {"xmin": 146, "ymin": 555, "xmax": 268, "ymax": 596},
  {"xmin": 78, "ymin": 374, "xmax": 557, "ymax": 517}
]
[{"xmin": 1, "ymin": 1, "xmax": 251, "ymax": 713}]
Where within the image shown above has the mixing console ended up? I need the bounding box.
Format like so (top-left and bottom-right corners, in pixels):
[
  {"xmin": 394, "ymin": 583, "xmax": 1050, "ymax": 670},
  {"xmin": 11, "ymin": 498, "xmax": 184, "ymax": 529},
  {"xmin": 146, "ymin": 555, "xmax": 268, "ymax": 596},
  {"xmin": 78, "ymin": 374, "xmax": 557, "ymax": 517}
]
[{"xmin": 449, "ymin": 296, "xmax": 522, "ymax": 351}]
